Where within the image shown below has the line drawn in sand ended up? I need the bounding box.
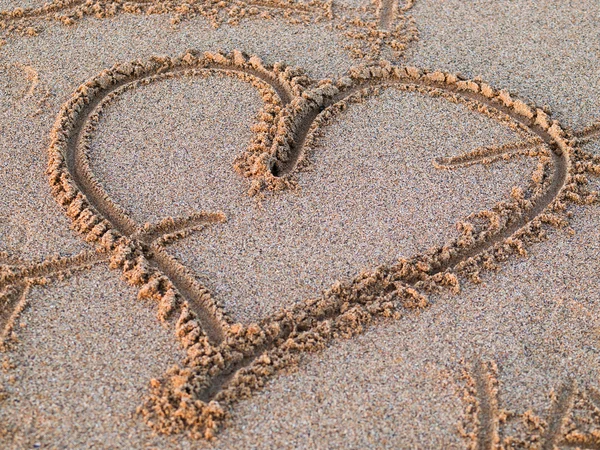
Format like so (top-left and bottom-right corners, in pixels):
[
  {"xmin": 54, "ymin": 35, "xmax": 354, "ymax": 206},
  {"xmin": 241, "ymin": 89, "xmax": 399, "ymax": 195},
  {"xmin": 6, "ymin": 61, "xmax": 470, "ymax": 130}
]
[
  {"xmin": 0, "ymin": 0, "xmax": 419, "ymax": 60},
  {"xmin": 377, "ymin": 0, "xmax": 413, "ymax": 30},
  {"xmin": 0, "ymin": 0, "xmax": 598, "ymax": 444},
  {"xmin": 460, "ymin": 359, "xmax": 600, "ymax": 449},
  {"xmin": 0, "ymin": 213, "xmax": 223, "ymax": 350},
  {"xmin": 447, "ymin": 118, "xmax": 600, "ymax": 172},
  {"xmin": 0, "ymin": 62, "xmax": 52, "ymax": 116},
  {"xmin": 0, "ymin": 49, "xmax": 587, "ymax": 438}
]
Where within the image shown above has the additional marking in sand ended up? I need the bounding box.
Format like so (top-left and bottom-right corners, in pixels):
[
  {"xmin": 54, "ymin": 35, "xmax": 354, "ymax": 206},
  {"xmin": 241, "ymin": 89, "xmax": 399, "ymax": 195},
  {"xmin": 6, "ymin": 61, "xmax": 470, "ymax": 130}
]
[
  {"xmin": 455, "ymin": 117, "xmax": 600, "ymax": 165},
  {"xmin": 458, "ymin": 359, "xmax": 506, "ymax": 450},
  {"xmin": 563, "ymin": 386, "xmax": 600, "ymax": 449},
  {"xmin": 588, "ymin": 387, "xmax": 600, "ymax": 410},
  {"xmin": 0, "ymin": 250, "xmax": 105, "ymax": 350},
  {"xmin": 541, "ymin": 381, "xmax": 575, "ymax": 450},
  {"xmin": 434, "ymin": 138, "xmax": 545, "ymax": 170},
  {"xmin": 41, "ymin": 50, "xmax": 600, "ymax": 438},
  {"xmin": 377, "ymin": 0, "xmax": 396, "ymax": 30},
  {"xmin": 0, "ymin": 284, "xmax": 28, "ymax": 350},
  {"xmin": 134, "ymin": 212, "xmax": 227, "ymax": 245},
  {"xmin": 378, "ymin": 0, "xmax": 416, "ymax": 31},
  {"xmin": 0, "ymin": 0, "xmax": 419, "ymax": 60},
  {"xmin": 1, "ymin": 62, "xmax": 51, "ymax": 115},
  {"xmin": 576, "ymin": 120, "xmax": 600, "ymax": 145},
  {"xmin": 0, "ymin": 213, "xmax": 227, "ymax": 349},
  {"xmin": 458, "ymin": 360, "xmax": 600, "ymax": 448},
  {"xmin": 472, "ymin": 360, "xmax": 501, "ymax": 450}
]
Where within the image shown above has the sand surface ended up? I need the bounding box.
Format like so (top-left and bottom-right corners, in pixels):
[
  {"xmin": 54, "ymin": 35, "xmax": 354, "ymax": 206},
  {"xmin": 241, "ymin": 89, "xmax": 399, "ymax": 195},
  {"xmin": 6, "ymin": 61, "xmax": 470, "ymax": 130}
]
[
  {"xmin": 1, "ymin": 0, "xmax": 599, "ymax": 448},
  {"xmin": 166, "ymin": 89, "xmax": 535, "ymax": 323}
]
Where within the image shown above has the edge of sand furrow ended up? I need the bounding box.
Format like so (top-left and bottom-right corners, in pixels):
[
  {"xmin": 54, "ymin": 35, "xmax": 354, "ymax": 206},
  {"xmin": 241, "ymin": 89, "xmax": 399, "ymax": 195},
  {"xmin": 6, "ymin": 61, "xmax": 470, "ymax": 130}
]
[
  {"xmin": 30, "ymin": 48, "xmax": 600, "ymax": 439},
  {"xmin": 135, "ymin": 59, "xmax": 600, "ymax": 439},
  {"xmin": 377, "ymin": 0, "xmax": 396, "ymax": 30},
  {"xmin": 46, "ymin": 50, "xmax": 307, "ymax": 344},
  {"xmin": 0, "ymin": 0, "xmax": 419, "ymax": 61}
]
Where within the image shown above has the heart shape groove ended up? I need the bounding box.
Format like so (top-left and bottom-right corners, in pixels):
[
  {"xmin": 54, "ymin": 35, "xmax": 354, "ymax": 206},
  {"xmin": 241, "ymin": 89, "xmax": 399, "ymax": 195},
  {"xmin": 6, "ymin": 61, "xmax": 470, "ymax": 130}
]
[{"xmin": 46, "ymin": 49, "xmax": 599, "ymax": 439}]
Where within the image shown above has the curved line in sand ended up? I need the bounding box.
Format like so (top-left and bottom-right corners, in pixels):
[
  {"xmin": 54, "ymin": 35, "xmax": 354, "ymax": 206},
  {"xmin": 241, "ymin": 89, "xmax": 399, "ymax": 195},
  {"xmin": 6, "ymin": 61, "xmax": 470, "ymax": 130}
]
[
  {"xmin": 45, "ymin": 52, "xmax": 583, "ymax": 437},
  {"xmin": 73, "ymin": 67, "xmax": 288, "ymax": 236},
  {"xmin": 191, "ymin": 69, "xmax": 571, "ymax": 406},
  {"xmin": 50, "ymin": 55, "xmax": 295, "ymax": 344},
  {"xmin": 276, "ymin": 77, "xmax": 569, "ymax": 266}
]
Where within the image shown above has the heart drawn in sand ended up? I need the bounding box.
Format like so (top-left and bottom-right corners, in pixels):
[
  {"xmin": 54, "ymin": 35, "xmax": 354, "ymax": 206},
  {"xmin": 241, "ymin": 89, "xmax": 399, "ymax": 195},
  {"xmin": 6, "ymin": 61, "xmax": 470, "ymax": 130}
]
[{"xmin": 44, "ymin": 49, "xmax": 597, "ymax": 439}]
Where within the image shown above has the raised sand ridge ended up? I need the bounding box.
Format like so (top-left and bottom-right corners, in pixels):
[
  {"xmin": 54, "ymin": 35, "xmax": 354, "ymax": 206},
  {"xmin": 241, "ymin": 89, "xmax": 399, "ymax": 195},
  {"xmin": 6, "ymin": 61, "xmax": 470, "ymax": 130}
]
[
  {"xmin": 1, "ymin": 0, "xmax": 600, "ymax": 446},
  {"xmin": 12, "ymin": 50, "xmax": 599, "ymax": 438}
]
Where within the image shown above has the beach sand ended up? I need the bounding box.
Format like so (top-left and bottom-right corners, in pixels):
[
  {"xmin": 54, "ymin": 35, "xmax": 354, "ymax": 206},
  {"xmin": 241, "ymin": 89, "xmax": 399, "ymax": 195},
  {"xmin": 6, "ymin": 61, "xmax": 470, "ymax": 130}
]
[{"xmin": 1, "ymin": 0, "xmax": 599, "ymax": 448}]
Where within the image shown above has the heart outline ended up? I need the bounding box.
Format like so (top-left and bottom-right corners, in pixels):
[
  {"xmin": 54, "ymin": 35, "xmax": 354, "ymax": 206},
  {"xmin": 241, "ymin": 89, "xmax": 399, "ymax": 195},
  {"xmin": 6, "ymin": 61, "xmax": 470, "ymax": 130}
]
[{"xmin": 43, "ymin": 49, "xmax": 600, "ymax": 439}]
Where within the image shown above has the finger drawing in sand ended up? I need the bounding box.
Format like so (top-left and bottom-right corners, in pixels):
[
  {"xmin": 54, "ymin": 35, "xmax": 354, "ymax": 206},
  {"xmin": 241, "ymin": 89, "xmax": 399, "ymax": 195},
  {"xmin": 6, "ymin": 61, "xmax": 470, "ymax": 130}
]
[
  {"xmin": 0, "ymin": 0, "xmax": 418, "ymax": 60},
  {"xmin": 460, "ymin": 359, "xmax": 600, "ymax": 449},
  {"xmin": 448, "ymin": 117, "xmax": 600, "ymax": 170},
  {"xmin": 25, "ymin": 50, "xmax": 598, "ymax": 438},
  {"xmin": 1, "ymin": 0, "xmax": 599, "ymax": 446},
  {"xmin": 0, "ymin": 62, "xmax": 51, "ymax": 116}
]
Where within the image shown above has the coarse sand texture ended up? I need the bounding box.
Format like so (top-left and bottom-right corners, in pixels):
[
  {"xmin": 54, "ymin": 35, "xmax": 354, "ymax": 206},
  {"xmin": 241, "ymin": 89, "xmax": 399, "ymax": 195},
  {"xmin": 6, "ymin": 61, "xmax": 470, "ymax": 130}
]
[{"xmin": 0, "ymin": 0, "xmax": 600, "ymax": 448}]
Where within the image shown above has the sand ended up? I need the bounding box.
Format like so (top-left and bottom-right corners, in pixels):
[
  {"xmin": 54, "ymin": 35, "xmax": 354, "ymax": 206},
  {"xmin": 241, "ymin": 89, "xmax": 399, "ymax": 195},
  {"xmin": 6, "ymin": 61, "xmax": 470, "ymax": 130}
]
[
  {"xmin": 406, "ymin": 0, "xmax": 600, "ymax": 130},
  {"xmin": 0, "ymin": 0, "xmax": 599, "ymax": 447},
  {"xmin": 166, "ymin": 89, "xmax": 537, "ymax": 323}
]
